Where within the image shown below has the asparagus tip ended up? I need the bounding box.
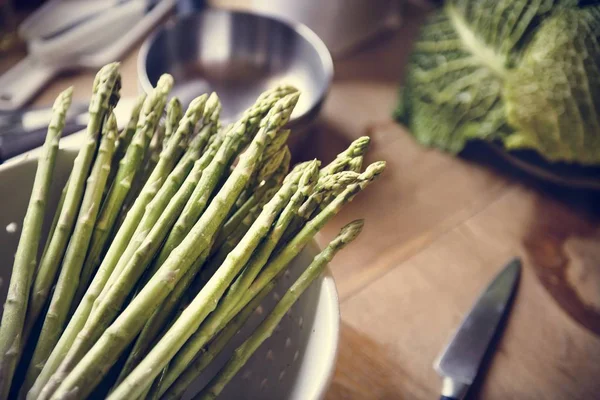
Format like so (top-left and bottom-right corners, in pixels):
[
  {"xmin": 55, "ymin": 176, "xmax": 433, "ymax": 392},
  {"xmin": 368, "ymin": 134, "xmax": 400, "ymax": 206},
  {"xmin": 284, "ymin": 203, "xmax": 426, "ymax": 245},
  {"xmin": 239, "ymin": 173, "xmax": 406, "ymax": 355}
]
[
  {"xmin": 336, "ymin": 219, "xmax": 364, "ymax": 247},
  {"xmin": 361, "ymin": 161, "xmax": 386, "ymax": 180},
  {"xmin": 157, "ymin": 74, "xmax": 175, "ymax": 91},
  {"xmin": 300, "ymin": 159, "xmax": 320, "ymax": 188},
  {"xmin": 53, "ymin": 87, "xmax": 74, "ymax": 113},
  {"xmin": 351, "ymin": 136, "xmax": 371, "ymax": 156}
]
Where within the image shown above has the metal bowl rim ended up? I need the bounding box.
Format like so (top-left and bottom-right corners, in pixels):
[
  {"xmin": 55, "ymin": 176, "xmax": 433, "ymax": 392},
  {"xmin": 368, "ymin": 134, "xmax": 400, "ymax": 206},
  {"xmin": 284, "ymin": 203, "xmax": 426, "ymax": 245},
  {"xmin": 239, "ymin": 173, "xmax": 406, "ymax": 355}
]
[{"xmin": 137, "ymin": 8, "xmax": 334, "ymax": 124}]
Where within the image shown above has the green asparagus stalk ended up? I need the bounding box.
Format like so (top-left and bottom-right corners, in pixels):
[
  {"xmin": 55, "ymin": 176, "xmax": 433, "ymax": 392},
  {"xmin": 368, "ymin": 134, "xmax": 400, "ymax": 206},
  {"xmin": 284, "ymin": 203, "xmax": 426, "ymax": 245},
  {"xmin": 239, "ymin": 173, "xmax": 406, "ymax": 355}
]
[
  {"xmin": 232, "ymin": 129, "xmax": 290, "ymax": 211},
  {"xmin": 191, "ymin": 159, "xmax": 315, "ymax": 313},
  {"xmin": 162, "ymin": 281, "xmax": 275, "ymax": 400},
  {"xmin": 216, "ymin": 146, "xmax": 290, "ymax": 248},
  {"xmin": 108, "ymin": 117, "xmax": 223, "ymax": 385},
  {"xmin": 34, "ymin": 96, "xmax": 218, "ymax": 400},
  {"xmin": 139, "ymin": 96, "xmax": 182, "ymax": 186},
  {"xmin": 195, "ymin": 221, "xmax": 364, "ymax": 400},
  {"xmin": 73, "ymin": 105, "xmax": 162, "ymax": 311},
  {"xmin": 137, "ymin": 130, "xmax": 225, "ymax": 286},
  {"xmin": 106, "ymin": 93, "xmax": 146, "ymax": 193},
  {"xmin": 39, "ymin": 176, "xmax": 68, "ymax": 272},
  {"xmin": 231, "ymin": 86, "xmax": 297, "ymax": 154},
  {"xmin": 26, "ymin": 74, "xmax": 174, "ymax": 400},
  {"xmin": 298, "ymin": 171, "xmax": 360, "ymax": 219},
  {"xmin": 96, "ymin": 95, "xmax": 210, "ymax": 301},
  {"xmin": 245, "ymin": 162, "xmax": 384, "ymax": 298},
  {"xmin": 23, "ymin": 113, "xmax": 119, "ymax": 394},
  {"xmin": 195, "ymin": 203, "xmax": 264, "ymax": 296},
  {"xmin": 153, "ymin": 89, "xmax": 295, "ymax": 269},
  {"xmin": 22, "ymin": 65, "xmax": 121, "ymax": 347},
  {"xmin": 165, "ymin": 97, "xmax": 183, "ymax": 140},
  {"xmin": 157, "ymin": 162, "xmax": 384, "ymax": 395},
  {"xmin": 91, "ymin": 129, "xmax": 215, "ymax": 323},
  {"xmin": 46, "ymin": 93, "xmax": 299, "ymax": 400},
  {"xmin": 108, "ymin": 112, "xmax": 302, "ymax": 400},
  {"xmin": 348, "ymin": 154, "xmax": 364, "ymax": 172},
  {"xmin": 0, "ymin": 87, "xmax": 73, "ymax": 400},
  {"xmin": 117, "ymin": 153, "xmax": 292, "ymax": 383},
  {"xmin": 144, "ymin": 121, "xmax": 166, "ymax": 175},
  {"xmin": 112, "ymin": 249, "xmax": 212, "ymax": 387},
  {"xmin": 282, "ymin": 170, "xmax": 360, "ymax": 245},
  {"xmin": 320, "ymin": 136, "xmax": 370, "ymax": 176},
  {"xmin": 156, "ymin": 161, "xmax": 319, "ymax": 397}
]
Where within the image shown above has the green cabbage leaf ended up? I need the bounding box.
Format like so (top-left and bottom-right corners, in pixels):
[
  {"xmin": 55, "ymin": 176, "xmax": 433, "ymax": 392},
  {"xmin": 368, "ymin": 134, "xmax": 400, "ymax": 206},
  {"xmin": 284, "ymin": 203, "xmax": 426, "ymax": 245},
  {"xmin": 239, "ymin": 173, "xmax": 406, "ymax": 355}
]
[{"xmin": 397, "ymin": 0, "xmax": 600, "ymax": 164}]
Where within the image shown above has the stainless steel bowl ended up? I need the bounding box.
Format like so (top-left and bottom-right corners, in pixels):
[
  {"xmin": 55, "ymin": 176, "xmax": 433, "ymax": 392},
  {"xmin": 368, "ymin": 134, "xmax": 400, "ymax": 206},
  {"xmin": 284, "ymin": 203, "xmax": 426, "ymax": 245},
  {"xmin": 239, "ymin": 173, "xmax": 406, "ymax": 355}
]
[{"xmin": 137, "ymin": 9, "xmax": 333, "ymax": 130}]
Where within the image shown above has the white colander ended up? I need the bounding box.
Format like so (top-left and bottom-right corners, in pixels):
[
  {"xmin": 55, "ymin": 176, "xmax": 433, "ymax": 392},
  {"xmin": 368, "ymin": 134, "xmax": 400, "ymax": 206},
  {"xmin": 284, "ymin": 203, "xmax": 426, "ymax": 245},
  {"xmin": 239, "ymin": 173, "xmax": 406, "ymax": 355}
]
[{"xmin": 0, "ymin": 148, "xmax": 340, "ymax": 399}]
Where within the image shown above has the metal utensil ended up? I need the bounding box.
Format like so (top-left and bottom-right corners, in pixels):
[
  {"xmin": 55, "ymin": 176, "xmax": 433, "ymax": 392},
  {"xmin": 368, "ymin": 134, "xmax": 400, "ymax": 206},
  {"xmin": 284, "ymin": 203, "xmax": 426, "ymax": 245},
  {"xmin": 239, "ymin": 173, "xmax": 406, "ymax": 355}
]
[
  {"xmin": 434, "ymin": 258, "xmax": 521, "ymax": 400},
  {"xmin": 0, "ymin": 97, "xmax": 138, "ymax": 163},
  {"xmin": 0, "ymin": 0, "xmax": 176, "ymax": 111},
  {"xmin": 138, "ymin": 8, "xmax": 333, "ymax": 131}
]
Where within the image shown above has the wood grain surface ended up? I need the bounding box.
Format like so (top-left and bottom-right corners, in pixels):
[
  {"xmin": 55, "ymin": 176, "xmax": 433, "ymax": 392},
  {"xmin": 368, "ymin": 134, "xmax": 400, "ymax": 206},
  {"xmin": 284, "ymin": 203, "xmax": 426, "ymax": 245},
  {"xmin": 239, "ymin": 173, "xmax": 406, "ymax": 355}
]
[{"xmin": 5, "ymin": 2, "xmax": 600, "ymax": 399}]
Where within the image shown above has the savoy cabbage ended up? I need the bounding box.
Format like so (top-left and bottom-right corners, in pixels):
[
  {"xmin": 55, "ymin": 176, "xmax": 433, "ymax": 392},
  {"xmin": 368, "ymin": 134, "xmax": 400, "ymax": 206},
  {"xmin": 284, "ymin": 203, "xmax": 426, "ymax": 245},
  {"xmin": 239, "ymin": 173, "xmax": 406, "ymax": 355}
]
[{"xmin": 396, "ymin": 0, "xmax": 600, "ymax": 164}]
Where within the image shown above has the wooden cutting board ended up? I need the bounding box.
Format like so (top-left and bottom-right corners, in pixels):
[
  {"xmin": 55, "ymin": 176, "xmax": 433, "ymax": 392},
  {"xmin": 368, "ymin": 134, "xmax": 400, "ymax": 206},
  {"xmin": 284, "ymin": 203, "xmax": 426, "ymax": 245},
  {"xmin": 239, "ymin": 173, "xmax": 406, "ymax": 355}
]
[{"xmin": 18, "ymin": 3, "xmax": 600, "ymax": 399}]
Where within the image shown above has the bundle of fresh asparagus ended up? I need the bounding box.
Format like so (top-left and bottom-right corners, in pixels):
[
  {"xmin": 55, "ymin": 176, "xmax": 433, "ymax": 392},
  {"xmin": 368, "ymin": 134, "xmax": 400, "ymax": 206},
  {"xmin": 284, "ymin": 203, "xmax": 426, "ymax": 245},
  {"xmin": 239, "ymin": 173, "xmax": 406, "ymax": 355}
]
[{"xmin": 0, "ymin": 63, "xmax": 385, "ymax": 400}]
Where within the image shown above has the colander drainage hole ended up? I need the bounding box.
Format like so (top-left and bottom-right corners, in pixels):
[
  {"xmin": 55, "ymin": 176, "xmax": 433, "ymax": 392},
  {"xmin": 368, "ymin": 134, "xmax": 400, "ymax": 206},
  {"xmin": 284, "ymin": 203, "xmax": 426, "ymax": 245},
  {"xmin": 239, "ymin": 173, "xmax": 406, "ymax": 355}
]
[{"xmin": 266, "ymin": 350, "xmax": 274, "ymax": 361}]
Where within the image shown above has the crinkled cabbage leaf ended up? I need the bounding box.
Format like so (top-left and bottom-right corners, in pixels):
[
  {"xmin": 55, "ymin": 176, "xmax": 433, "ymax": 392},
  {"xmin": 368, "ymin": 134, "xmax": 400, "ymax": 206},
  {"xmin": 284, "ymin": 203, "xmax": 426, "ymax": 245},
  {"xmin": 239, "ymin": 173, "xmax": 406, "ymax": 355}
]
[{"xmin": 396, "ymin": 0, "xmax": 600, "ymax": 164}]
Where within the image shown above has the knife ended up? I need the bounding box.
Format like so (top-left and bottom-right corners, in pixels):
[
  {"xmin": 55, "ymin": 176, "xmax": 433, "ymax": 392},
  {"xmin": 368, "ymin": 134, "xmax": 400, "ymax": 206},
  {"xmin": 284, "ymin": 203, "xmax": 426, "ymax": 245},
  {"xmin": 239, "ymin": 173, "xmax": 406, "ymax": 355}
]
[{"xmin": 434, "ymin": 258, "xmax": 521, "ymax": 400}]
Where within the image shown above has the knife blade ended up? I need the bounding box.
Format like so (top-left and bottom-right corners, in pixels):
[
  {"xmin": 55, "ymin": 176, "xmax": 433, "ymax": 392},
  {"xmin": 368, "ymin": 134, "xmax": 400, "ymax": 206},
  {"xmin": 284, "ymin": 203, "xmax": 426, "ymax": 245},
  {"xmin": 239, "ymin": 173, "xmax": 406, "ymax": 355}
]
[{"xmin": 434, "ymin": 258, "xmax": 521, "ymax": 400}]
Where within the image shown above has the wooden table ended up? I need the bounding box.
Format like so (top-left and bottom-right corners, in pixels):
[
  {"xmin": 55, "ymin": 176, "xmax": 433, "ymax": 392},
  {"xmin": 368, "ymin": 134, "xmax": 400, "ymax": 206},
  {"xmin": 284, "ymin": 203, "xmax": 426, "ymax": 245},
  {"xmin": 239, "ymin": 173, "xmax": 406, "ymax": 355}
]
[{"xmin": 8, "ymin": 3, "xmax": 600, "ymax": 399}]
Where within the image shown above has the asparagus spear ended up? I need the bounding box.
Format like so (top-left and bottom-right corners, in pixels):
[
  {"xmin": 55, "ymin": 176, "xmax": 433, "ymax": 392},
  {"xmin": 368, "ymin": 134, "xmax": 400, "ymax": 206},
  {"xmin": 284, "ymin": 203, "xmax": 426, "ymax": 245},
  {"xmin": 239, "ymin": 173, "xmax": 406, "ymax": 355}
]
[
  {"xmin": 73, "ymin": 103, "xmax": 162, "ymax": 311},
  {"xmin": 22, "ymin": 113, "xmax": 119, "ymax": 393},
  {"xmin": 26, "ymin": 74, "xmax": 174, "ymax": 400},
  {"xmin": 320, "ymin": 136, "xmax": 370, "ymax": 176},
  {"xmin": 0, "ymin": 87, "xmax": 73, "ymax": 399},
  {"xmin": 95, "ymin": 94, "xmax": 210, "ymax": 301},
  {"xmin": 157, "ymin": 162, "xmax": 319, "ymax": 397},
  {"xmin": 233, "ymin": 129, "xmax": 291, "ymax": 210},
  {"xmin": 136, "ymin": 130, "xmax": 225, "ymax": 287},
  {"xmin": 91, "ymin": 126, "xmax": 216, "ymax": 324},
  {"xmin": 37, "ymin": 96, "xmax": 212, "ymax": 396},
  {"xmin": 157, "ymin": 162, "xmax": 384, "ymax": 395},
  {"xmin": 154, "ymin": 87, "xmax": 298, "ymax": 267},
  {"xmin": 139, "ymin": 95, "xmax": 183, "ymax": 186},
  {"xmin": 162, "ymin": 281, "xmax": 275, "ymax": 400},
  {"xmin": 216, "ymin": 146, "xmax": 290, "ymax": 248},
  {"xmin": 194, "ymin": 221, "xmax": 364, "ymax": 400},
  {"xmin": 116, "ymin": 151, "xmax": 293, "ymax": 383},
  {"xmin": 46, "ymin": 94, "xmax": 299, "ymax": 400},
  {"xmin": 22, "ymin": 65, "xmax": 121, "ymax": 348},
  {"xmin": 108, "ymin": 119, "xmax": 223, "ymax": 385},
  {"xmin": 39, "ymin": 176, "xmax": 68, "ymax": 272},
  {"xmin": 112, "ymin": 249, "xmax": 213, "ymax": 387},
  {"xmin": 107, "ymin": 117, "xmax": 304, "ymax": 400},
  {"xmin": 143, "ymin": 121, "xmax": 166, "ymax": 177},
  {"xmin": 298, "ymin": 171, "xmax": 361, "ymax": 219},
  {"xmin": 192, "ymin": 159, "xmax": 314, "ymax": 313},
  {"xmin": 348, "ymin": 154, "xmax": 364, "ymax": 172},
  {"xmin": 165, "ymin": 97, "xmax": 183, "ymax": 140},
  {"xmin": 106, "ymin": 93, "xmax": 146, "ymax": 194}
]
